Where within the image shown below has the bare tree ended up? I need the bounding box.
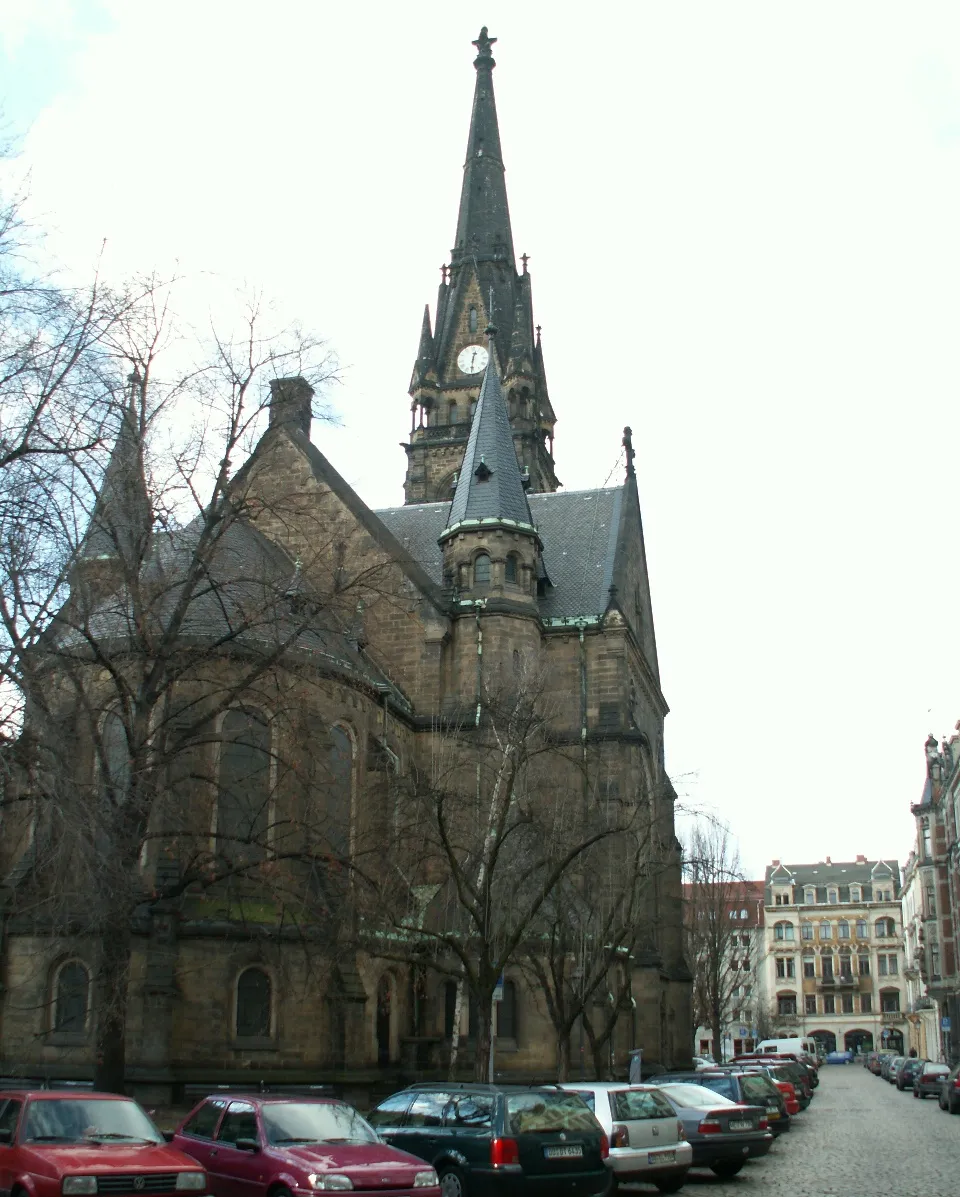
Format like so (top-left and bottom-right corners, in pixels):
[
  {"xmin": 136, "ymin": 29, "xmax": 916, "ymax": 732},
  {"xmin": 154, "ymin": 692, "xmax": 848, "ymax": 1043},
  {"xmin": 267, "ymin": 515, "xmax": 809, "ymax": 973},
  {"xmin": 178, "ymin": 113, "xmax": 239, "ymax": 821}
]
[{"xmin": 682, "ymin": 820, "xmax": 748, "ymax": 1063}]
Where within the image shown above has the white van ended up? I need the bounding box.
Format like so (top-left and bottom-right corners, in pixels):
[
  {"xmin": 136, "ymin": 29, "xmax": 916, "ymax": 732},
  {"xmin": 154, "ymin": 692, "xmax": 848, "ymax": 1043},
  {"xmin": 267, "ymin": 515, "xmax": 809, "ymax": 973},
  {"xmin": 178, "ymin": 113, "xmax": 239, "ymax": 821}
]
[{"xmin": 756, "ymin": 1037, "xmax": 818, "ymax": 1064}]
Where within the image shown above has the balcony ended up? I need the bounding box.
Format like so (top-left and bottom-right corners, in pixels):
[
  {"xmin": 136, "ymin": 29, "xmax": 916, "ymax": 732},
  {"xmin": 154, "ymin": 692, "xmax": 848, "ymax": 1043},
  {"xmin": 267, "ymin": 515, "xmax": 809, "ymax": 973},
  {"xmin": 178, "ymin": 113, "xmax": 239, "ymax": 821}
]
[
  {"xmin": 881, "ymin": 1010, "xmax": 904, "ymax": 1024},
  {"xmin": 775, "ymin": 1013, "xmax": 799, "ymax": 1025},
  {"xmin": 817, "ymin": 974, "xmax": 857, "ymax": 989}
]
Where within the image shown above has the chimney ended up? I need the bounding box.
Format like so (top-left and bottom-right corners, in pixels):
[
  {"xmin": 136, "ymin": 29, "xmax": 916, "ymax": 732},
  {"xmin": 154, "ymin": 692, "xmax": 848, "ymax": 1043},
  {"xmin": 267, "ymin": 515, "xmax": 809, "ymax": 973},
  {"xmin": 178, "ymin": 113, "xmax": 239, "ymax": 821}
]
[
  {"xmin": 771, "ymin": 859, "xmax": 780, "ymax": 867},
  {"xmin": 825, "ymin": 856, "xmax": 832, "ymax": 865},
  {"xmin": 269, "ymin": 377, "xmax": 314, "ymax": 438},
  {"xmin": 856, "ymin": 854, "xmax": 867, "ymax": 863}
]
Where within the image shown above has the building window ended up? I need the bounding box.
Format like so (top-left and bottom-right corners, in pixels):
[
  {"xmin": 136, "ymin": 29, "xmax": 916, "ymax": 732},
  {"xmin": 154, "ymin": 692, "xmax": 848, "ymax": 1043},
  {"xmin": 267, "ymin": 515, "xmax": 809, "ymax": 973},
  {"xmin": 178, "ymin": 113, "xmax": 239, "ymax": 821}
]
[
  {"xmin": 777, "ymin": 994, "xmax": 797, "ymax": 1016},
  {"xmin": 819, "ymin": 922, "xmax": 832, "ymax": 940},
  {"xmin": 931, "ymin": 944, "xmax": 941, "ymax": 977},
  {"xmin": 774, "ymin": 922, "xmax": 794, "ymax": 941},
  {"xmin": 449, "ymin": 402, "xmax": 458, "ymax": 425},
  {"xmin": 774, "ymin": 957, "xmax": 795, "ymax": 979},
  {"xmin": 827, "ymin": 888, "xmax": 838, "ymax": 904},
  {"xmin": 497, "ymin": 980, "xmax": 518, "ymax": 1040},
  {"xmin": 856, "ymin": 919, "xmax": 867, "ymax": 939},
  {"xmin": 800, "ymin": 922, "xmax": 813, "ymax": 940},
  {"xmin": 99, "ymin": 709, "xmax": 131, "ymax": 806},
  {"xmin": 469, "ymin": 306, "xmax": 478, "ymax": 333},
  {"xmin": 858, "ymin": 955, "xmax": 870, "ymax": 976},
  {"xmin": 822, "ymin": 955, "xmax": 834, "ymax": 981},
  {"xmin": 327, "ymin": 724, "xmax": 354, "ymax": 859},
  {"xmin": 839, "ymin": 955, "xmax": 853, "ymax": 981},
  {"xmin": 473, "ymin": 553, "xmax": 491, "ymax": 586},
  {"xmin": 926, "ymin": 886, "xmax": 937, "ymax": 918},
  {"xmin": 504, "ymin": 554, "xmax": 518, "ymax": 585},
  {"xmin": 861, "ymin": 993, "xmax": 873, "ymax": 1013},
  {"xmin": 804, "ymin": 994, "xmax": 817, "ymax": 1014},
  {"xmin": 875, "ymin": 917, "xmax": 895, "ymax": 938},
  {"xmin": 850, "ymin": 886, "xmax": 861, "ymax": 902},
  {"xmin": 236, "ymin": 967, "xmax": 272, "ymax": 1039},
  {"xmin": 877, "ymin": 954, "xmax": 898, "ymax": 976},
  {"xmin": 775, "ymin": 892, "xmax": 790, "ymax": 906},
  {"xmin": 838, "ymin": 921, "xmax": 850, "ymax": 940},
  {"xmin": 842, "ymin": 993, "xmax": 854, "ymax": 1014},
  {"xmin": 53, "ymin": 960, "xmax": 90, "ymax": 1034},
  {"xmin": 824, "ymin": 995, "xmax": 836, "ymax": 1014},
  {"xmin": 921, "ymin": 818, "xmax": 932, "ymax": 859},
  {"xmin": 880, "ymin": 990, "xmax": 901, "ymax": 1014},
  {"xmin": 803, "ymin": 956, "xmax": 816, "ymax": 978},
  {"xmin": 469, "ymin": 399, "xmax": 477, "ymax": 421},
  {"xmin": 805, "ymin": 888, "xmax": 816, "ymax": 905},
  {"xmin": 218, "ymin": 709, "xmax": 270, "ymax": 862}
]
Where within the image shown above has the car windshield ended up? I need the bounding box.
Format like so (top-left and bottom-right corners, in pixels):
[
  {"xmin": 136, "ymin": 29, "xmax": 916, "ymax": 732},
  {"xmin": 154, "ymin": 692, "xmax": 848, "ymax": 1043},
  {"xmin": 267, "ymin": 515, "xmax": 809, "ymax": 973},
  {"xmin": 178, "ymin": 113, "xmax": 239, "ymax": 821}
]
[
  {"xmin": 609, "ymin": 1090, "xmax": 675, "ymax": 1120},
  {"xmin": 261, "ymin": 1102, "xmax": 378, "ymax": 1145},
  {"xmin": 507, "ymin": 1093, "xmax": 598, "ymax": 1135},
  {"xmin": 689, "ymin": 1076, "xmax": 736, "ymax": 1101},
  {"xmin": 22, "ymin": 1099, "xmax": 162, "ymax": 1144},
  {"xmin": 657, "ymin": 1084, "xmax": 737, "ymax": 1108}
]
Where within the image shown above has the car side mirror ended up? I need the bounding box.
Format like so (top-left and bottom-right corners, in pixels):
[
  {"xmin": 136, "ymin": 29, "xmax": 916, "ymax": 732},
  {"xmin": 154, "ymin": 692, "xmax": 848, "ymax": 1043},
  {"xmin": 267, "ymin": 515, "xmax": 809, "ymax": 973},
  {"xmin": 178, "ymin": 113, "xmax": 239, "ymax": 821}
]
[
  {"xmin": 162, "ymin": 1132, "xmax": 174, "ymax": 1143},
  {"xmin": 0, "ymin": 1128, "xmax": 11, "ymax": 1145},
  {"xmin": 235, "ymin": 1138, "xmax": 260, "ymax": 1153}
]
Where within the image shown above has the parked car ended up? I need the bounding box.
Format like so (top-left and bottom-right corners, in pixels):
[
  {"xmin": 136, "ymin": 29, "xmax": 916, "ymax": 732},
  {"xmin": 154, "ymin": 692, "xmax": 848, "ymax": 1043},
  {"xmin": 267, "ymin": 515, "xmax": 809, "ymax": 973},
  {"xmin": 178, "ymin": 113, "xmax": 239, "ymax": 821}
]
[
  {"xmin": 824, "ymin": 1050, "xmax": 854, "ymax": 1064},
  {"xmin": 938, "ymin": 1063, "xmax": 960, "ymax": 1113},
  {"xmin": 897, "ymin": 1058, "xmax": 925, "ymax": 1091},
  {"xmin": 883, "ymin": 1055, "xmax": 906, "ymax": 1082},
  {"xmin": 732, "ymin": 1057, "xmax": 815, "ymax": 1104},
  {"xmin": 366, "ymin": 1084, "xmax": 611, "ymax": 1197},
  {"xmin": 658, "ymin": 1070, "xmax": 791, "ymax": 1135},
  {"xmin": 914, "ymin": 1061, "xmax": 950, "ymax": 1099},
  {"xmin": 173, "ymin": 1093, "xmax": 439, "ymax": 1196},
  {"xmin": 557, "ymin": 1082, "xmax": 691, "ymax": 1193},
  {"xmin": 741, "ymin": 1064, "xmax": 809, "ymax": 1111},
  {"xmin": 0, "ymin": 1090, "xmax": 208, "ymax": 1197},
  {"xmin": 655, "ymin": 1082, "xmax": 772, "ymax": 1180},
  {"xmin": 692, "ymin": 1056, "xmax": 716, "ymax": 1070}
]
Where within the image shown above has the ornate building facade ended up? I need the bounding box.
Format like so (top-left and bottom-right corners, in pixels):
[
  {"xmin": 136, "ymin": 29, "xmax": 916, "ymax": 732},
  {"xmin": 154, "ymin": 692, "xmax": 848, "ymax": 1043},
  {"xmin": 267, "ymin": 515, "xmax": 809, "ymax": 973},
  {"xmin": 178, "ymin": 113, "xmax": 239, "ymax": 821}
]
[{"xmin": 0, "ymin": 28, "xmax": 691, "ymax": 1097}]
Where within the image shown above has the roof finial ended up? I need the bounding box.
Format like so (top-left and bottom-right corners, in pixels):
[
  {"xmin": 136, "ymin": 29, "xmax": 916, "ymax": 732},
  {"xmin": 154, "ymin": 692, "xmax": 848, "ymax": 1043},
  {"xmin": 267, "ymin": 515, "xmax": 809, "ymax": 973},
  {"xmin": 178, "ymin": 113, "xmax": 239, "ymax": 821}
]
[
  {"xmin": 440, "ymin": 263, "xmax": 449, "ymax": 284},
  {"xmin": 520, "ymin": 252, "xmax": 529, "ymax": 274},
  {"xmin": 473, "ymin": 26, "xmax": 497, "ymax": 68},
  {"xmin": 622, "ymin": 426, "xmax": 636, "ymax": 479}
]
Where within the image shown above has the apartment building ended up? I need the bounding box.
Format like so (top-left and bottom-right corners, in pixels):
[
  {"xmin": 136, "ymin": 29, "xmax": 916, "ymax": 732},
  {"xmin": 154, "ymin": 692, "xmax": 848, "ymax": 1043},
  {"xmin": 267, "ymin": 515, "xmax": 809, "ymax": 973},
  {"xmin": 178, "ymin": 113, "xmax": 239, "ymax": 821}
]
[
  {"xmin": 763, "ymin": 858, "xmax": 907, "ymax": 1056},
  {"xmin": 902, "ymin": 849, "xmax": 941, "ymax": 1059}
]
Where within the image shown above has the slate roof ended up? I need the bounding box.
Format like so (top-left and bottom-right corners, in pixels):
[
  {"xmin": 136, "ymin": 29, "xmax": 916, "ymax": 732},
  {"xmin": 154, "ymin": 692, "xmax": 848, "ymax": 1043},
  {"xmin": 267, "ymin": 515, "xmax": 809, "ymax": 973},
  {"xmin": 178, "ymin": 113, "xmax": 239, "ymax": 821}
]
[
  {"xmin": 377, "ymin": 485, "xmax": 623, "ymax": 621},
  {"xmin": 443, "ymin": 349, "xmax": 534, "ymax": 534},
  {"xmin": 764, "ymin": 859, "xmax": 901, "ymax": 904}
]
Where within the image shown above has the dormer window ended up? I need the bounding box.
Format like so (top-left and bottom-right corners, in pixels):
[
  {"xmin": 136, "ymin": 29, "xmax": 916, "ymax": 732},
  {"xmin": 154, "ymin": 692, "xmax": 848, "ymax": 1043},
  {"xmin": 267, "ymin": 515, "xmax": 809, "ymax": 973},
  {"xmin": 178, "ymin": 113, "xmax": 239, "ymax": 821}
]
[
  {"xmin": 474, "ymin": 457, "xmax": 492, "ymax": 482},
  {"xmin": 828, "ymin": 888, "xmax": 838, "ymax": 904},
  {"xmin": 469, "ymin": 306, "xmax": 478, "ymax": 333},
  {"xmin": 805, "ymin": 888, "xmax": 816, "ymax": 905},
  {"xmin": 850, "ymin": 885, "xmax": 861, "ymax": 902},
  {"xmin": 473, "ymin": 553, "xmax": 491, "ymax": 586}
]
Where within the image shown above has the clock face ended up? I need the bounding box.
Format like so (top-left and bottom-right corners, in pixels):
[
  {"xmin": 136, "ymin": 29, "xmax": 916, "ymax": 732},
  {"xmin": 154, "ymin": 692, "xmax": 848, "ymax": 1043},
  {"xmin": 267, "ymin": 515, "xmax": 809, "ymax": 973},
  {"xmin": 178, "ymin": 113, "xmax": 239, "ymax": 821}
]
[{"xmin": 457, "ymin": 344, "xmax": 489, "ymax": 375}]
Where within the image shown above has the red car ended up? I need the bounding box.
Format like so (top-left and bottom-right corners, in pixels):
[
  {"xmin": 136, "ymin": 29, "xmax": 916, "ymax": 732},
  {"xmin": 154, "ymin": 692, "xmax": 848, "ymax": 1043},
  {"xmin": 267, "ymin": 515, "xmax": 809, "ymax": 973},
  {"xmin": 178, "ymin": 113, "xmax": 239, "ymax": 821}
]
[
  {"xmin": 171, "ymin": 1094, "xmax": 440, "ymax": 1197},
  {"xmin": 0, "ymin": 1090, "xmax": 208, "ymax": 1197}
]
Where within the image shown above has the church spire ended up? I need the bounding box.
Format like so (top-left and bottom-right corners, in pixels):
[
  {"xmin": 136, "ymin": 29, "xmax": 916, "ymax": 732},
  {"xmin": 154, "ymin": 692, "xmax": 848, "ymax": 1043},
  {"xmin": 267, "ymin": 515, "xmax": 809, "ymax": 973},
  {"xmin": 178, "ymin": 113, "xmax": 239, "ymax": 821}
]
[
  {"xmin": 440, "ymin": 325, "xmax": 533, "ymax": 541},
  {"xmin": 452, "ymin": 27, "xmax": 515, "ymax": 270}
]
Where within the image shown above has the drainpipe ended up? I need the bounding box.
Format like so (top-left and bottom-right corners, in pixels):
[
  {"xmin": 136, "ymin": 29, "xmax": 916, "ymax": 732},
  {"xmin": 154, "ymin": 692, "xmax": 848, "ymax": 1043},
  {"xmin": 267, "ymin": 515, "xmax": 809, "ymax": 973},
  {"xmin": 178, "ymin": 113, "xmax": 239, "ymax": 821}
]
[{"xmin": 578, "ymin": 621, "xmax": 588, "ymax": 800}]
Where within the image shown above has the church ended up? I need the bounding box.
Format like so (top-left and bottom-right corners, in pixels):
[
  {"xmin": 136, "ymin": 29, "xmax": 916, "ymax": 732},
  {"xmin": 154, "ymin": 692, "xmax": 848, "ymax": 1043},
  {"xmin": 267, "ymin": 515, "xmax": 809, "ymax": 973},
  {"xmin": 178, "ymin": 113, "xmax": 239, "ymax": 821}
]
[{"xmin": 0, "ymin": 28, "xmax": 691, "ymax": 1096}]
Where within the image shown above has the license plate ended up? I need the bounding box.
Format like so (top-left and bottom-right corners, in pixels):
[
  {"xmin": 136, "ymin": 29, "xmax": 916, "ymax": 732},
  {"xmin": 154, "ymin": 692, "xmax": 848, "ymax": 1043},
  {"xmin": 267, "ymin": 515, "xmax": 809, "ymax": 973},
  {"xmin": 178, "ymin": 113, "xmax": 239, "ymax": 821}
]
[
  {"xmin": 728, "ymin": 1119, "xmax": 753, "ymax": 1131},
  {"xmin": 649, "ymin": 1151, "xmax": 675, "ymax": 1164},
  {"xmin": 544, "ymin": 1145, "xmax": 583, "ymax": 1159}
]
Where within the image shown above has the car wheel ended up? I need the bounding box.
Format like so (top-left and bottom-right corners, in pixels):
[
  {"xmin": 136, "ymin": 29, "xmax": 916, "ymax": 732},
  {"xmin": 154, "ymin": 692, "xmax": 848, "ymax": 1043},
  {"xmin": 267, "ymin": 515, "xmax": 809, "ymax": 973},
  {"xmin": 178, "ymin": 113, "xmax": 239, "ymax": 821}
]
[
  {"xmin": 710, "ymin": 1160, "xmax": 745, "ymax": 1178},
  {"xmin": 939, "ymin": 1094, "xmax": 948, "ymax": 1110},
  {"xmin": 913, "ymin": 1088, "xmax": 921, "ymax": 1098},
  {"xmin": 655, "ymin": 1174, "xmax": 688, "ymax": 1195},
  {"xmin": 438, "ymin": 1164, "xmax": 468, "ymax": 1197}
]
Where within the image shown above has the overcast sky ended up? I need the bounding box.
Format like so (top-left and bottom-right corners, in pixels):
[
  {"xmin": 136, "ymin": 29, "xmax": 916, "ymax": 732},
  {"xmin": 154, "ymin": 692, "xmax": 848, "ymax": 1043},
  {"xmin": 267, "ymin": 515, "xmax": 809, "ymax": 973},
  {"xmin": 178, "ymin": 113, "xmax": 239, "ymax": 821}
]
[{"xmin": 5, "ymin": 1, "xmax": 960, "ymax": 877}]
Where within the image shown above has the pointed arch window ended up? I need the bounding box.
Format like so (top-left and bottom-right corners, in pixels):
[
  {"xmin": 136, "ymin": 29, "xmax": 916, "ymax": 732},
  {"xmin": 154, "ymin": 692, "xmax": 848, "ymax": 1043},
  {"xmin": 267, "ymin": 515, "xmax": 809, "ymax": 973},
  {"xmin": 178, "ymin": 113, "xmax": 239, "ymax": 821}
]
[
  {"xmin": 448, "ymin": 402, "xmax": 458, "ymax": 425},
  {"xmin": 236, "ymin": 966, "xmax": 272, "ymax": 1039},
  {"xmin": 99, "ymin": 710, "xmax": 131, "ymax": 806},
  {"xmin": 218, "ymin": 709, "xmax": 270, "ymax": 863},
  {"xmin": 327, "ymin": 725, "xmax": 354, "ymax": 859},
  {"xmin": 504, "ymin": 554, "xmax": 518, "ymax": 585},
  {"xmin": 473, "ymin": 554, "xmax": 491, "ymax": 587},
  {"xmin": 469, "ymin": 307, "xmax": 478, "ymax": 333},
  {"xmin": 53, "ymin": 960, "xmax": 90, "ymax": 1035}
]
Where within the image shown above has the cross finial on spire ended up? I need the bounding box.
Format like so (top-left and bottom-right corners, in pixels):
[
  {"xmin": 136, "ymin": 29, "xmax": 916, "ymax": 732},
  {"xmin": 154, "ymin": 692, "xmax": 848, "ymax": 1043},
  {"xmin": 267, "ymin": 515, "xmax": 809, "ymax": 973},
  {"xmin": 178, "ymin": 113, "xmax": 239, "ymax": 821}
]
[
  {"xmin": 473, "ymin": 26, "xmax": 497, "ymax": 67},
  {"xmin": 622, "ymin": 427, "xmax": 636, "ymax": 478},
  {"xmin": 520, "ymin": 252, "xmax": 529, "ymax": 274},
  {"xmin": 440, "ymin": 263, "xmax": 449, "ymax": 284}
]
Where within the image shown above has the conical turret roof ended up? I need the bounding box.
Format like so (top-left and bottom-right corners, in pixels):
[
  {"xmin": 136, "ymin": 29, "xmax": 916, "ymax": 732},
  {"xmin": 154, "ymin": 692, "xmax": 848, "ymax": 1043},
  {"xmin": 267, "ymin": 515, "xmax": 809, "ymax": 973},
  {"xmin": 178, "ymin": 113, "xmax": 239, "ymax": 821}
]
[{"xmin": 441, "ymin": 330, "xmax": 534, "ymax": 540}]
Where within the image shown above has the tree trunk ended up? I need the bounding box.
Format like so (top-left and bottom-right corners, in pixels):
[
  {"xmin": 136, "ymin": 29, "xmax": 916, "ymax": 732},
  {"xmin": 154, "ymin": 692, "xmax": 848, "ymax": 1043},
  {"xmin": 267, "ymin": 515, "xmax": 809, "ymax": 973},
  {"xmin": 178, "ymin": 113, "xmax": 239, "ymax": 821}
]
[
  {"xmin": 711, "ymin": 1012, "xmax": 723, "ymax": 1064},
  {"xmin": 93, "ymin": 921, "xmax": 131, "ymax": 1093},
  {"xmin": 556, "ymin": 1031, "xmax": 572, "ymax": 1081},
  {"xmin": 447, "ymin": 976, "xmax": 465, "ymax": 1080},
  {"xmin": 473, "ymin": 1004, "xmax": 493, "ymax": 1082}
]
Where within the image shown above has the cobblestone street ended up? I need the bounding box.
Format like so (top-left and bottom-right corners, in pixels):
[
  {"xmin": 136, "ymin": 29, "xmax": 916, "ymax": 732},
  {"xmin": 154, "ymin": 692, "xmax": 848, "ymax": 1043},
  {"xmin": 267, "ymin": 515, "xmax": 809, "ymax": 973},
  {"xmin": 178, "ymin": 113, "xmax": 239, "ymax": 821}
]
[{"xmin": 624, "ymin": 1064, "xmax": 956, "ymax": 1196}]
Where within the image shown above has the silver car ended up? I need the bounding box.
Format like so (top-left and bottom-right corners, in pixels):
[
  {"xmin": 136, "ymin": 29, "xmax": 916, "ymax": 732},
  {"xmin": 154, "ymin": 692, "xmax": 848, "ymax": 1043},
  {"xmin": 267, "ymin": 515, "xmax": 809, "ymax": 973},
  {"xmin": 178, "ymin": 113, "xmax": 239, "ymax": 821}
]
[{"xmin": 558, "ymin": 1082, "xmax": 692, "ymax": 1193}]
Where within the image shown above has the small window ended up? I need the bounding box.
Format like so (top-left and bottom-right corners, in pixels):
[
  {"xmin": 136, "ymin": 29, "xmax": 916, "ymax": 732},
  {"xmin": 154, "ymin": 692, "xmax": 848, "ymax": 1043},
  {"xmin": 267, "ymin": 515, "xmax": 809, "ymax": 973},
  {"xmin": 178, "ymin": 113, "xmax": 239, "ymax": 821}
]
[
  {"xmin": 448, "ymin": 402, "xmax": 458, "ymax": 425},
  {"xmin": 236, "ymin": 967, "xmax": 271, "ymax": 1039},
  {"xmin": 858, "ymin": 955, "xmax": 870, "ymax": 976},
  {"xmin": 819, "ymin": 922, "xmax": 832, "ymax": 940},
  {"xmin": 850, "ymin": 886, "xmax": 861, "ymax": 902},
  {"xmin": 827, "ymin": 888, "xmax": 838, "ymax": 904},
  {"xmin": 800, "ymin": 922, "xmax": 813, "ymax": 940},
  {"xmin": 53, "ymin": 961, "xmax": 90, "ymax": 1034},
  {"xmin": 740, "ymin": 909, "xmax": 748, "ymax": 919},
  {"xmin": 804, "ymin": 994, "xmax": 817, "ymax": 1014},
  {"xmin": 216, "ymin": 1103, "xmax": 259, "ymax": 1146},
  {"xmin": 803, "ymin": 958, "xmax": 815, "ymax": 978},
  {"xmin": 473, "ymin": 553, "xmax": 491, "ymax": 586},
  {"xmin": 469, "ymin": 307, "xmax": 478, "ymax": 333},
  {"xmin": 856, "ymin": 919, "xmax": 867, "ymax": 938},
  {"xmin": 182, "ymin": 1100, "xmax": 226, "ymax": 1140},
  {"xmin": 838, "ymin": 921, "xmax": 850, "ymax": 939},
  {"xmin": 504, "ymin": 554, "xmax": 518, "ymax": 584},
  {"xmin": 805, "ymin": 888, "xmax": 816, "ymax": 905}
]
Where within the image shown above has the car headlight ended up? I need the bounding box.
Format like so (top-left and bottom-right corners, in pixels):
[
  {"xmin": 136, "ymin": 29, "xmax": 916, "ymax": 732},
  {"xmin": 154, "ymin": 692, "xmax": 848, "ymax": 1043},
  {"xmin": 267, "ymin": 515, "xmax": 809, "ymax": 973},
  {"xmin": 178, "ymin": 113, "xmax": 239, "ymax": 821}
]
[
  {"xmin": 62, "ymin": 1178, "xmax": 98, "ymax": 1195},
  {"xmin": 413, "ymin": 1170, "xmax": 439, "ymax": 1188},
  {"xmin": 176, "ymin": 1174, "xmax": 206, "ymax": 1191},
  {"xmin": 308, "ymin": 1177, "xmax": 353, "ymax": 1192}
]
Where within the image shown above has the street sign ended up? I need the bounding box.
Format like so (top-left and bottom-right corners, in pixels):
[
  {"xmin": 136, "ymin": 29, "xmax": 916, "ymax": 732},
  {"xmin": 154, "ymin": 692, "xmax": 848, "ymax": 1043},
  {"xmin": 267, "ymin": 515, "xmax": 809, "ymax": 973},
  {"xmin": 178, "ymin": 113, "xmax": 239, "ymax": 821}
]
[
  {"xmin": 942, "ymin": 1017, "xmax": 951, "ymax": 1031},
  {"xmin": 493, "ymin": 975, "xmax": 504, "ymax": 1003},
  {"xmin": 739, "ymin": 1026, "xmax": 748, "ymax": 1037}
]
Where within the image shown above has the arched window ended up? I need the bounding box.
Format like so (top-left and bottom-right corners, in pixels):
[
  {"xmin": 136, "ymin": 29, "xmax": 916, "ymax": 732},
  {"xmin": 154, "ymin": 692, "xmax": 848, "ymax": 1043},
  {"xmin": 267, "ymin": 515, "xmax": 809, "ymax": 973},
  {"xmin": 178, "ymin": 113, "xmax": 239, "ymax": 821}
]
[
  {"xmin": 473, "ymin": 553, "xmax": 491, "ymax": 586},
  {"xmin": 53, "ymin": 960, "xmax": 89, "ymax": 1034},
  {"xmin": 218, "ymin": 710, "xmax": 270, "ymax": 862},
  {"xmin": 504, "ymin": 554, "xmax": 518, "ymax": 585},
  {"xmin": 448, "ymin": 402, "xmax": 458, "ymax": 425},
  {"xmin": 856, "ymin": 919, "xmax": 867, "ymax": 939},
  {"xmin": 875, "ymin": 917, "xmax": 895, "ymax": 938},
  {"xmin": 800, "ymin": 922, "xmax": 813, "ymax": 940},
  {"xmin": 804, "ymin": 887, "xmax": 816, "ymax": 905},
  {"xmin": 235, "ymin": 967, "xmax": 271, "ymax": 1038},
  {"xmin": 497, "ymin": 980, "xmax": 518, "ymax": 1040},
  {"xmin": 773, "ymin": 921, "xmax": 794, "ymax": 942},
  {"xmin": 819, "ymin": 921, "xmax": 832, "ymax": 940},
  {"xmin": 327, "ymin": 725, "xmax": 354, "ymax": 859},
  {"xmin": 469, "ymin": 399, "xmax": 477, "ymax": 421},
  {"xmin": 838, "ymin": 920, "xmax": 850, "ymax": 940},
  {"xmin": 99, "ymin": 709, "xmax": 131, "ymax": 805},
  {"xmin": 827, "ymin": 888, "xmax": 838, "ymax": 904},
  {"xmin": 469, "ymin": 306, "xmax": 478, "ymax": 333}
]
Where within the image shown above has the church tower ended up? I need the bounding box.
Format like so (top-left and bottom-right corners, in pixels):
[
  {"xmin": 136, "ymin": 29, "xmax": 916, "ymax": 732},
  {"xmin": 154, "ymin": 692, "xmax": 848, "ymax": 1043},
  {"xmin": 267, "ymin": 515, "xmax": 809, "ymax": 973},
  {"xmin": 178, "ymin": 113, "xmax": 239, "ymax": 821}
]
[{"xmin": 403, "ymin": 28, "xmax": 559, "ymax": 504}]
